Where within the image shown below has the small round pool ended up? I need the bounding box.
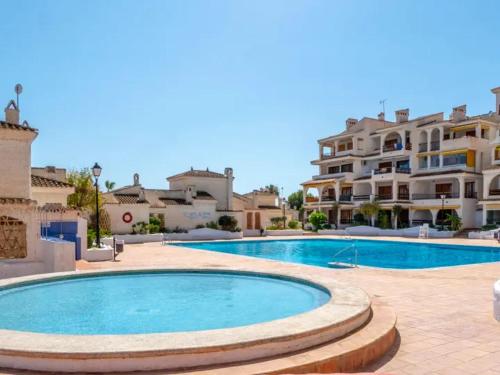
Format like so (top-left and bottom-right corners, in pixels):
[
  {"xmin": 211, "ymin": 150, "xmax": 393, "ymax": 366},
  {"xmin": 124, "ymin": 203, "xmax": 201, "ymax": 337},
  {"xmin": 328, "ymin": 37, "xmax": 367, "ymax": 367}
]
[{"xmin": 0, "ymin": 271, "xmax": 330, "ymax": 335}]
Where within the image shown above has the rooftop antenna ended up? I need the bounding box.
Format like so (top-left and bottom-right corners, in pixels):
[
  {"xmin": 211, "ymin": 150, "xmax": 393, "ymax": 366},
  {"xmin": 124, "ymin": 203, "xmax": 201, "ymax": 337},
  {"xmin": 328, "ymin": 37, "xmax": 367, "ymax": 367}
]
[
  {"xmin": 14, "ymin": 83, "xmax": 23, "ymax": 109},
  {"xmin": 379, "ymin": 98, "xmax": 387, "ymax": 116}
]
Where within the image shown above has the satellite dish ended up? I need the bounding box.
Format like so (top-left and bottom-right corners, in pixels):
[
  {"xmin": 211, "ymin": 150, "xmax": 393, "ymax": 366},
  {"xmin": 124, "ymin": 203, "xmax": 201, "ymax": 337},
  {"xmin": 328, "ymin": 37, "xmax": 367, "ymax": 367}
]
[{"xmin": 15, "ymin": 84, "xmax": 23, "ymax": 95}]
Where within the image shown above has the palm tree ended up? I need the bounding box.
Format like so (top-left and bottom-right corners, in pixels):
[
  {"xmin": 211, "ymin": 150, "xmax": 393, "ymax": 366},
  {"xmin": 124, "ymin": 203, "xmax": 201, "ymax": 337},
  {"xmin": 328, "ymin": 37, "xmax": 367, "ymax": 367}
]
[
  {"xmin": 445, "ymin": 213, "xmax": 462, "ymax": 231},
  {"xmin": 392, "ymin": 204, "xmax": 403, "ymax": 229},
  {"xmin": 359, "ymin": 201, "xmax": 381, "ymax": 226},
  {"xmin": 105, "ymin": 180, "xmax": 116, "ymax": 192}
]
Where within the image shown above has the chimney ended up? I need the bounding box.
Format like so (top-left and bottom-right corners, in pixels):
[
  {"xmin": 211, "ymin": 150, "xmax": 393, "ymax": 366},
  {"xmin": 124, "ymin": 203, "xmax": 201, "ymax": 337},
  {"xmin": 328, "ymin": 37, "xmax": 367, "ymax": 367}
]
[
  {"xmin": 377, "ymin": 112, "xmax": 385, "ymax": 121},
  {"xmin": 451, "ymin": 104, "xmax": 467, "ymax": 122},
  {"xmin": 395, "ymin": 109, "xmax": 409, "ymax": 123},
  {"xmin": 224, "ymin": 167, "xmax": 234, "ymax": 211},
  {"xmin": 185, "ymin": 186, "xmax": 194, "ymax": 203},
  {"xmin": 345, "ymin": 118, "xmax": 358, "ymax": 129},
  {"xmin": 138, "ymin": 188, "xmax": 147, "ymax": 203},
  {"xmin": 4, "ymin": 100, "xmax": 19, "ymax": 124},
  {"xmin": 492, "ymin": 87, "xmax": 500, "ymax": 115},
  {"xmin": 133, "ymin": 173, "xmax": 140, "ymax": 186}
]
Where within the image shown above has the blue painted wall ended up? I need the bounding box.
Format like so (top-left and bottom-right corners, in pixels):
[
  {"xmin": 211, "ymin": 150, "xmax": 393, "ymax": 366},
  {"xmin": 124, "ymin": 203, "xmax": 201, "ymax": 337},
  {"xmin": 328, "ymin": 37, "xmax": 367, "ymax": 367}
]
[{"xmin": 42, "ymin": 221, "xmax": 82, "ymax": 260}]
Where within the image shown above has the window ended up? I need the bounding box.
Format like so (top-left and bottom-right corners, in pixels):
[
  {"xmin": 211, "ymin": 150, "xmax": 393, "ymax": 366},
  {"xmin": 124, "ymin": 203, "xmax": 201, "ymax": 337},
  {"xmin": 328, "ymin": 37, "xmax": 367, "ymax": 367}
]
[
  {"xmin": 430, "ymin": 155, "xmax": 439, "ymax": 168},
  {"xmin": 328, "ymin": 165, "xmax": 340, "ymax": 174},
  {"xmin": 341, "ymin": 163, "xmax": 353, "ymax": 172},
  {"xmin": 418, "ymin": 157, "xmax": 428, "ymax": 169},
  {"xmin": 340, "ymin": 210, "xmax": 353, "ymax": 224},
  {"xmin": 443, "ymin": 153, "xmax": 466, "ymax": 166}
]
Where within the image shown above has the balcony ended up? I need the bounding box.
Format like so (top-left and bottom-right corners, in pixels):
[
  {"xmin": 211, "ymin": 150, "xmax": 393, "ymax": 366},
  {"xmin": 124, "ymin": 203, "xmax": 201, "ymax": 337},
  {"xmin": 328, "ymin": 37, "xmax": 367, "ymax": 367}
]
[
  {"xmin": 398, "ymin": 193, "xmax": 410, "ymax": 200},
  {"xmin": 441, "ymin": 136, "xmax": 487, "ymax": 152},
  {"xmin": 490, "ymin": 189, "xmax": 500, "ymax": 196},
  {"xmin": 321, "ymin": 196, "xmax": 336, "ymax": 202},
  {"xmin": 383, "ymin": 143, "xmax": 412, "ymax": 153},
  {"xmin": 418, "ymin": 143, "xmax": 428, "ymax": 152},
  {"xmin": 305, "ymin": 196, "xmax": 319, "ymax": 203},
  {"xmin": 412, "ymin": 192, "xmax": 459, "ymax": 200},
  {"xmin": 430, "ymin": 141, "xmax": 440, "ymax": 151},
  {"xmin": 320, "ymin": 153, "xmax": 337, "ymax": 161},
  {"xmin": 352, "ymin": 194, "xmax": 370, "ymax": 201},
  {"xmin": 375, "ymin": 194, "xmax": 393, "ymax": 201},
  {"xmin": 339, "ymin": 194, "xmax": 352, "ymax": 202}
]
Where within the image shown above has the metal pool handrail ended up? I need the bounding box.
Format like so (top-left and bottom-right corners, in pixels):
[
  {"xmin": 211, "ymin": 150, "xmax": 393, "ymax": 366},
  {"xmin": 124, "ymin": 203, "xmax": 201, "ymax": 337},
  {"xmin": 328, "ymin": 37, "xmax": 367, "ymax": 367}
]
[{"xmin": 330, "ymin": 242, "xmax": 358, "ymax": 268}]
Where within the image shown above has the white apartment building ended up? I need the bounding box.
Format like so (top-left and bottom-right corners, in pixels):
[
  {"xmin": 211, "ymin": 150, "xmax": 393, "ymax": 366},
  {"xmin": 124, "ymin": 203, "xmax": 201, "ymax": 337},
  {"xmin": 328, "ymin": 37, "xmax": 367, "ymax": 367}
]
[{"xmin": 302, "ymin": 86, "xmax": 500, "ymax": 229}]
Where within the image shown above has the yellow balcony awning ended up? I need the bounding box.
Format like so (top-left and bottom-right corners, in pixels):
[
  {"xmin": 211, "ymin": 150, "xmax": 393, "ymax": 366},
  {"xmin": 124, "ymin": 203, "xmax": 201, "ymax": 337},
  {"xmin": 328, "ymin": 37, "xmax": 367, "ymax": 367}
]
[{"xmin": 441, "ymin": 148, "xmax": 468, "ymax": 156}]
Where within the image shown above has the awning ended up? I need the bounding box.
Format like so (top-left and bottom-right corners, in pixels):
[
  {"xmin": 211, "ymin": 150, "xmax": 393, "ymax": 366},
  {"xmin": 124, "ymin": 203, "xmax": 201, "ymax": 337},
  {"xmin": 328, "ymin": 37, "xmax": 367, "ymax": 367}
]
[
  {"xmin": 441, "ymin": 148, "xmax": 468, "ymax": 156},
  {"xmin": 301, "ymin": 178, "xmax": 338, "ymax": 187}
]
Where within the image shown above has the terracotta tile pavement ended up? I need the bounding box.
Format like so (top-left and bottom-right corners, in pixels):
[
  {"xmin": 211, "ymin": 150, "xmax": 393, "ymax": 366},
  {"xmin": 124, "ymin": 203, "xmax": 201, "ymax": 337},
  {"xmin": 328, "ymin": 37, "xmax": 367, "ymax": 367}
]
[{"xmin": 75, "ymin": 236, "xmax": 500, "ymax": 375}]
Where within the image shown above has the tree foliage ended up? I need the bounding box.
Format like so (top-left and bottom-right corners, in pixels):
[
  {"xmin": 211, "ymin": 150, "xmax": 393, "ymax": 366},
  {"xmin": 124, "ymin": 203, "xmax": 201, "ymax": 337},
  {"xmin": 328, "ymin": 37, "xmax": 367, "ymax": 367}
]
[
  {"xmin": 105, "ymin": 180, "xmax": 116, "ymax": 192},
  {"xmin": 392, "ymin": 204, "xmax": 403, "ymax": 229},
  {"xmin": 308, "ymin": 211, "xmax": 327, "ymax": 230},
  {"xmin": 67, "ymin": 168, "xmax": 100, "ymax": 211},
  {"xmin": 359, "ymin": 201, "xmax": 381, "ymax": 226},
  {"xmin": 446, "ymin": 213, "xmax": 462, "ymax": 231},
  {"xmin": 265, "ymin": 184, "xmax": 280, "ymax": 195},
  {"xmin": 218, "ymin": 215, "xmax": 239, "ymax": 232}
]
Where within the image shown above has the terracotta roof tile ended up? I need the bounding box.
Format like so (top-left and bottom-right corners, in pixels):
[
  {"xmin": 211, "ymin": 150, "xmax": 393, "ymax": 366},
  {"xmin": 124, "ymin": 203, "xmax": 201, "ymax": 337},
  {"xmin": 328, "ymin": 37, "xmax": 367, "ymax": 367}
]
[
  {"xmin": 167, "ymin": 169, "xmax": 226, "ymax": 180},
  {"xmin": 31, "ymin": 175, "xmax": 73, "ymax": 188},
  {"xmin": 0, "ymin": 120, "xmax": 38, "ymax": 133}
]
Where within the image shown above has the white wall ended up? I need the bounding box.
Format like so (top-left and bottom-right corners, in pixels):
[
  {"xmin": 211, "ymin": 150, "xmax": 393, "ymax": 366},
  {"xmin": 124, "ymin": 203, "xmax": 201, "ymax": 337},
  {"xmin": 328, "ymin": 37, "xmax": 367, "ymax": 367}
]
[
  {"xmin": 169, "ymin": 176, "xmax": 230, "ymax": 210},
  {"xmin": 0, "ymin": 129, "xmax": 36, "ymax": 199},
  {"xmin": 104, "ymin": 203, "xmax": 150, "ymax": 234},
  {"xmin": 31, "ymin": 187, "xmax": 73, "ymax": 207}
]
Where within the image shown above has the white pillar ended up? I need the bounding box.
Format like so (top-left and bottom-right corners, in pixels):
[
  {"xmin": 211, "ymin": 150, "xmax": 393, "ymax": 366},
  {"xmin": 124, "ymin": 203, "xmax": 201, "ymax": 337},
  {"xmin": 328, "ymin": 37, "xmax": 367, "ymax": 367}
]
[
  {"xmin": 431, "ymin": 209, "xmax": 438, "ymax": 225},
  {"xmin": 483, "ymin": 206, "xmax": 488, "ymax": 225},
  {"xmin": 318, "ymin": 186, "xmax": 324, "ymax": 204},
  {"xmin": 392, "ymin": 179, "xmax": 398, "ymax": 200},
  {"xmin": 459, "ymin": 177, "xmax": 465, "ymax": 199}
]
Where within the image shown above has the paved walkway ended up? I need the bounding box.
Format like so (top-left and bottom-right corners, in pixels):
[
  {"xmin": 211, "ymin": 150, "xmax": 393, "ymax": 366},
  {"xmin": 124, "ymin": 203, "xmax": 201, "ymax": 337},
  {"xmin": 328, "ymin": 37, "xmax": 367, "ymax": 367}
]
[{"xmin": 77, "ymin": 236, "xmax": 500, "ymax": 375}]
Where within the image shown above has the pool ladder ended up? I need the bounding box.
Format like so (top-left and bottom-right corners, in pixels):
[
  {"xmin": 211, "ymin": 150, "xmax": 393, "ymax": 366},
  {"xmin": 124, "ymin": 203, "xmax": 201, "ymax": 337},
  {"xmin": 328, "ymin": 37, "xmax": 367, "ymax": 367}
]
[{"xmin": 328, "ymin": 242, "xmax": 359, "ymax": 268}]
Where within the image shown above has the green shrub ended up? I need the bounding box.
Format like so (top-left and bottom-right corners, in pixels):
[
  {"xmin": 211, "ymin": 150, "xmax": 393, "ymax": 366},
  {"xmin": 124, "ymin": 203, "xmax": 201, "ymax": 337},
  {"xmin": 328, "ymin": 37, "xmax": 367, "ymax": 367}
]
[
  {"xmin": 270, "ymin": 216, "xmax": 286, "ymax": 229},
  {"xmin": 195, "ymin": 224, "xmax": 205, "ymax": 229},
  {"xmin": 288, "ymin": 220, "xmax": 299, "ymax": 229},
  {"xmin": 378, "ymin": 212, "xmax": 391, "ymax": 229},
  {"xmin": 86, "ymin": 228, "xmax": 111, "ymax": 248},
  {"xmin": 481, "ymin": 224, "xmax": 498, "ymax": 231},
  {"xmin": 206, "ymin": 221, "xmax": 219, "ymax": 230},
  {"xmin": 308, "ymin": 211, "xmax": 327, "ymax": 231},
  {"xmin": 218, "ymin": 215, "xmax": 238, "ymax": 231},
  {"xmin": 321, "ymin": 223, "xmax": 332, "ymax": 229},
  {"xmin": 353, "ymin": 212, "xmax": 366, "ymax": 225}
]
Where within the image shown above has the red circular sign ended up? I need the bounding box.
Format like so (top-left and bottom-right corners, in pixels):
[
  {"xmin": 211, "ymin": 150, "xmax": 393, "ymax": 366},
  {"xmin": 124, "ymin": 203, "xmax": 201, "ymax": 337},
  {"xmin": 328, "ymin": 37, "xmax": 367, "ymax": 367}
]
[{"xmin": 122, "ymin": 212, "xmax": 133, "ymax": 223}]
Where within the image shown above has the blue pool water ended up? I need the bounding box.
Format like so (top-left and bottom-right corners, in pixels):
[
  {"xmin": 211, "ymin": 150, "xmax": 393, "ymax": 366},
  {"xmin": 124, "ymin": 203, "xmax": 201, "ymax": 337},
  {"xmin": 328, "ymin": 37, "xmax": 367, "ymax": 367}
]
[
  {"xmin": 0, "ymin": 271, "xmax": 329, "ymax": 335},
  {"xmin": 176, "ymin": 239, "xmax": 500, "ymax": 269}
]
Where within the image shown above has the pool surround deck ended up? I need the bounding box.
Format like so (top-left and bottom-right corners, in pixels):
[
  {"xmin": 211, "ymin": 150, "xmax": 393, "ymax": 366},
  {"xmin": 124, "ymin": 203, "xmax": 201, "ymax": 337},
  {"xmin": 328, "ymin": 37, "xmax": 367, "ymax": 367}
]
[
  {"xmin": 0, "ymin": 267, "xmax": 371, "ymax": 373},
  {"xmin": 75, "ymin": 235, "xmax": 500, "ymax": 374}
]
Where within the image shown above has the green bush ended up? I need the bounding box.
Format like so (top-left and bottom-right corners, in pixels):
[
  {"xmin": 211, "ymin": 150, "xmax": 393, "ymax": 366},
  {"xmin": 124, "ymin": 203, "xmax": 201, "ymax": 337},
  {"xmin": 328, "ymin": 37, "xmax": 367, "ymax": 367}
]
[
  {"xmin": 308, "ymin": 211, "xmax": 327, "ymax": 231},
  {"xmin": 288, "ymin": 220, "xmax": 299, "ymax": 229},
  {"xmin": 481, "ymin": 224, "xmax": 498, "ymax": 231},
  {"xmin": 353, "ymin": 212, "xmax": 366, "ymax": 225},
  {"xmin": 218, "ymin": 215, "xmax": 238, "ymax": 232},
  {"xmin": 195, "ymin": 224, "xmax": 205, "ymax": 229},
  {"xmin": 86, "ymin": 228, "xmax": 111, "ymax": 248},
  {"xmin": 206, "ymin": 221, "xmax": 219, "ymax": 230},
  {"xmin": 378, "ymin": 212, "xmax": 391, "ymax": 229},
  {"xmin": 270, "ymin": 216, "xmax": 286, "ymax": 229}
]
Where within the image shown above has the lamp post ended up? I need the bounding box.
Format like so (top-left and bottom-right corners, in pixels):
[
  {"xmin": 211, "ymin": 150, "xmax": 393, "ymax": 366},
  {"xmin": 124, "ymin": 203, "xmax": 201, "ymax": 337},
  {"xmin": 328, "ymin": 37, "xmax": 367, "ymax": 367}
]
[
  {"xmin": 440, "ymin": 194, "xmax": 446, "ymax": 231},
  {"xmin": 281, "ymin": 187, "xmax": 287, "ymax": 229},
  {"xmin": 92, "ymin": 163, "xmax": 102, "ymax": 248}
]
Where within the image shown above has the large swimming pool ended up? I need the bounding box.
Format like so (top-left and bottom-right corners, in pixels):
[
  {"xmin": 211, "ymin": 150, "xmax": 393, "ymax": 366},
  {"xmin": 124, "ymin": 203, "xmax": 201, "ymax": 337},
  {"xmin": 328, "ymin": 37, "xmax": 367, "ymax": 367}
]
[
  {"xmin": 176, "ymin": 239, "xmax": 500, "ymax": 269},
  {"xmin": 0, "ymin": 271, "xmax": 329, "ymax": 335}
]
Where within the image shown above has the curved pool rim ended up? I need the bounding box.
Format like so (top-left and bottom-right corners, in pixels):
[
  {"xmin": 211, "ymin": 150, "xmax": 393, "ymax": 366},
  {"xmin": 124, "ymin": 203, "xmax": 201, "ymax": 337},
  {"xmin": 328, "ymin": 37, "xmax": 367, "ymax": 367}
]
[{"xmin": 0, "ymin": 267, "xmax": 371, "ymax": 373}]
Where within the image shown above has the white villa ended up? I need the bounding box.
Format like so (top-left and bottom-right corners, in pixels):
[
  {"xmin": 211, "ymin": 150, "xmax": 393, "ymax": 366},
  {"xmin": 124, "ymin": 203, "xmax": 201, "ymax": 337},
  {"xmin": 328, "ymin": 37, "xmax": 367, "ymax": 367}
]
[
  {"xmin": 302, "ymin": 86, "xmax": 500, "ymax": 229},
  {"xmin": 103, "ymin": 169, "xmax": 294, "ymax": 235}
]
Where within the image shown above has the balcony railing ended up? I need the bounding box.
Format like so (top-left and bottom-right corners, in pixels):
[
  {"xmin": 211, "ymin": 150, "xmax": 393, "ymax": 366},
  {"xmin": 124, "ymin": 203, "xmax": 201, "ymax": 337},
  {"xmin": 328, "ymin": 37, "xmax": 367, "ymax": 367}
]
[
  {"xmin": 321, "ymin": 196, "xmax": 336, "ymax": 202},
  {"xmin": 376, "ymin": 194, "xmax": 393, "ymax": 201},
  {"xmin": 490, "ymin": 189, "xmax": 500, "ymax": 196},
  {"xmin": 412, "ymin": 192, "xmax": 459, "ymax": 200},
  {"xmin": 374, "ymin": 167, "xmax": 392, "ymax": 174},
  {"xmin": 383, "ymin": 144, "xmax": 401, "ymax": 152},
  {"xmin": 353, "ymin": 194, "xmax": 370, "ymax": 201},
  {"xmin": 395, "ymin": 167, "xmax": 411, "ymax": 174},
  {"xmin": 465, "ymin": 192, "xmax": 477, "ymax": 199},
  {"xmin": 340, "ymin": 218, "xmax": 353, "ymax": 224},
  {"xmin": 339, "ymin": 194, "xmax": 352, "ymax": 202},
  {"xmin": 430, "ymin": 141, "xmax": 440, "ymax": 151},
  {"xmin": 419, "ymin": 143, "xmax": 428, "ymax": 152},
  {"xmin": 306, "ymin": 196, "xmax": 319, "ymax": 203},
  {"xmin": 320, "ymin": 154, "xmax": 336, "ymax": 160},
  {"xmin": 398, "ymin": 193, "xmax": 410, "ymax": 200}
]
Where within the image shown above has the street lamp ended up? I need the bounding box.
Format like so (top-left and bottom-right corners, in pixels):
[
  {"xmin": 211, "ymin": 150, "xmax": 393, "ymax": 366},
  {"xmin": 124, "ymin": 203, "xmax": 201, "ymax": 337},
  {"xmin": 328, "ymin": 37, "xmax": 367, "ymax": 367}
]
[
  {"xmin": 92, "ymin": 162, "xmax": 102, "ymax": 248},
  {"xmin": 281, "ymin": 187, "xmax": 287, "ymax": 229},
  {"xmin": 440, "ymin": 194, "xmax": 446, "ymax": 231}
]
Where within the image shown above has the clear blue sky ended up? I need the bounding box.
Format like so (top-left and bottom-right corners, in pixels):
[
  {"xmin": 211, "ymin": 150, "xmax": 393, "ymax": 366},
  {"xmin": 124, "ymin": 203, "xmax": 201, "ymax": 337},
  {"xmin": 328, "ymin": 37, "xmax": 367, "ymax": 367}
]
[{"xmin": 1, "ymin": 0, "xmax": 499, "ymax": 196}]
